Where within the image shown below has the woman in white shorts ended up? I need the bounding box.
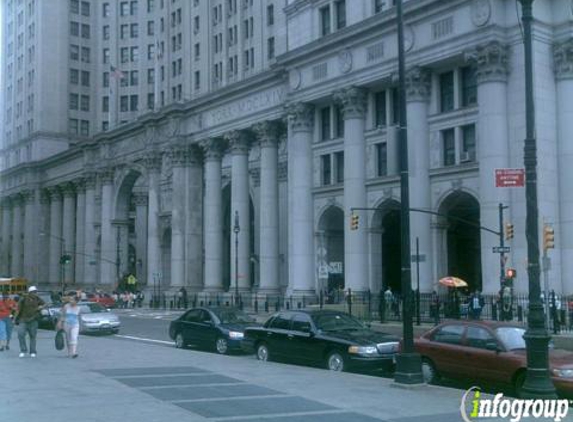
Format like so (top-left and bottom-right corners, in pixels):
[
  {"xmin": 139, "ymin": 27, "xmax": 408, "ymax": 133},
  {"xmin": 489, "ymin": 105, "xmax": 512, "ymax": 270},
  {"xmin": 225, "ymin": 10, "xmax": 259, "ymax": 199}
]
[{"xmin": 59, "ymin": 296, "xmax": 81, "ymax": 358}]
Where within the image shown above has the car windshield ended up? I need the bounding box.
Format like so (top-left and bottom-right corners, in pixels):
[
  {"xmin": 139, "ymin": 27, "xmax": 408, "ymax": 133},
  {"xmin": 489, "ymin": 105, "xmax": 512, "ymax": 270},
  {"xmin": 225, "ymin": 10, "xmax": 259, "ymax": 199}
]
[
  {"xmin": 213, "ymin": 309, "xmax": 254, "ymax": 324},
  {"xmin": 495, "ymin": 327, "xmax": 526, "ymax": 350},
  {"xmin": 79, "ymin": 303, "xmax": 106, "ymax": 314},
  {"xmin": 313, "ymin": 313, "xmax": 364, "ymax": 331}
]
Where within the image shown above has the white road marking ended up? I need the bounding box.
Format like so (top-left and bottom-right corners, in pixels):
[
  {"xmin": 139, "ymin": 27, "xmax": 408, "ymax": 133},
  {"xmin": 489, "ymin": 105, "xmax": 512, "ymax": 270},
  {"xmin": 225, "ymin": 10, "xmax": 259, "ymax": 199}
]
[{"xmin": 115, "ymin": 335, "xmax": 173, "ymax": 345}]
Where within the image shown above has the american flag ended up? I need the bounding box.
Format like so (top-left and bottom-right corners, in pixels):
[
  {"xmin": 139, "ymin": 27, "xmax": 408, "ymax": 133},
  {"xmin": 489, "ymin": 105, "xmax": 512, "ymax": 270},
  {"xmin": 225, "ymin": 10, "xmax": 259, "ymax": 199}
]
[{"xmin": 110, "ymin": 65, "xmax": 125, "ymax": 79}]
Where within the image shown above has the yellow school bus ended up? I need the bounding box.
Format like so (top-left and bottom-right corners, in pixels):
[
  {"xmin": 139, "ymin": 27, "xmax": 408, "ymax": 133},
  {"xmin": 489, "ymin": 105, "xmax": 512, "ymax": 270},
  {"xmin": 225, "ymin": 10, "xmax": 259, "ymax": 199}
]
[{"xmin": 0, "ymin": 277, "xmax": 28, "ymax": 295}]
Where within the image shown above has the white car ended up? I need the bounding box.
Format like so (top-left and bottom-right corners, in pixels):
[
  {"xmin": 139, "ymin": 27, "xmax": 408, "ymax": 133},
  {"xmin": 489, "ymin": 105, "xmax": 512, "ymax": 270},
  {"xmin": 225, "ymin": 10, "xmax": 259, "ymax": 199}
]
[{"xmin": 75, "ymin": 302, "xmax": 121, "ymax": 334}]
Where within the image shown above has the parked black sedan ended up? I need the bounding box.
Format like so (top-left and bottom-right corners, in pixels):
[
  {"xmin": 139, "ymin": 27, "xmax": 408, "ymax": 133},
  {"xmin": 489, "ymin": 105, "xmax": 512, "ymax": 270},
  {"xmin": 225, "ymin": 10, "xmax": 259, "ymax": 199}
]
[
  {"xmin": 242, "ymin": 310, "xmax": 399, "ymax": 372},
  {"xmin": 169, "ymin": 307, "xmax": 259, "ymax": 354}
]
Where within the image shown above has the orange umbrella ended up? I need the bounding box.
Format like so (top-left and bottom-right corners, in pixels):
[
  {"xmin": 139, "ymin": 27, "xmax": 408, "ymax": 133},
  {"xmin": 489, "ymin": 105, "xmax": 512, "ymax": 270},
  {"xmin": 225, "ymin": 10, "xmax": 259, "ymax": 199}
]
[{"xmin": 439, "ymin": 276, "xmax": 468, "ymax": 288}]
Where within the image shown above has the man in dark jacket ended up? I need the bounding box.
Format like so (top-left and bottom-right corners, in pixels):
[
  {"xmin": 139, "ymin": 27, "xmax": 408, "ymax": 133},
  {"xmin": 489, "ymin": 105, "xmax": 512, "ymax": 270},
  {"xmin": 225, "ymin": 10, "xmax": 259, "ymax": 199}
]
[{"xmin": 15, "ymin": 286, "xmax": 45, "ymax": 358}]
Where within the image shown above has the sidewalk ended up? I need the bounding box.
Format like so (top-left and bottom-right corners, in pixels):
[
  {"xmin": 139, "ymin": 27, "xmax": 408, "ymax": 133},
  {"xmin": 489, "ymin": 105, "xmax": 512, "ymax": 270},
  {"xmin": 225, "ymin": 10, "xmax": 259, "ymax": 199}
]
[{"xmin": 1, "ymin": 329, "xmax": 524, "ymax": 422}]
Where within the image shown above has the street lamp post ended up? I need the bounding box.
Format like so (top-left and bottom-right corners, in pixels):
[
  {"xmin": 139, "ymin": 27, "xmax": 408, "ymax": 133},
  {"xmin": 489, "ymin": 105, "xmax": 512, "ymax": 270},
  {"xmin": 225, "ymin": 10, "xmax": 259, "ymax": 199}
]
[
  {"xmin": 518, "ymin": 0, "xmax": 557, "ymax": 399},
  {"xmin": 233, "ymin": 210, "xmax": 240, "ymax": 307},
  {"xmin": 40, "ymin": 232, "xmax": 66, "ymax": 296},
  {"xmin": 394, "ymin": 0, "xmax": 423, "ymax": 385}
]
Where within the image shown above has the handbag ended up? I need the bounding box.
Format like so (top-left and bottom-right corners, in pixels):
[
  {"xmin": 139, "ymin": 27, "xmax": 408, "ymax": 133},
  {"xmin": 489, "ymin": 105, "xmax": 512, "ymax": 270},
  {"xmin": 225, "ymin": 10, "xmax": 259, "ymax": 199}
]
[{"xmin": 55, "ymin": 329, "xmax": 65, "ymax": 351}]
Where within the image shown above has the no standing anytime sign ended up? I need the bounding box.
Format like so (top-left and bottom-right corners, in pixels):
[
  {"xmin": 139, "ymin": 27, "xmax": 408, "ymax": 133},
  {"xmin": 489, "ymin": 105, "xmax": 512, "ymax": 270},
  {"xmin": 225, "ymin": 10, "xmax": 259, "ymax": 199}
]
[{"xmin": 495, "ymin": 168, "xmax": 525, "ymax": 188}]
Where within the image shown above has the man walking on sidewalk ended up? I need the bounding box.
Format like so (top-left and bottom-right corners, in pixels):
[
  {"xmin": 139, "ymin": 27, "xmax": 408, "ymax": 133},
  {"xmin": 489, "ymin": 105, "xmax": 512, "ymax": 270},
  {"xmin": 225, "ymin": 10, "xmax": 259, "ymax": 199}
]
[{"xmin": 15, "ymin": 286, "xmax": 45, "ymax": 358}]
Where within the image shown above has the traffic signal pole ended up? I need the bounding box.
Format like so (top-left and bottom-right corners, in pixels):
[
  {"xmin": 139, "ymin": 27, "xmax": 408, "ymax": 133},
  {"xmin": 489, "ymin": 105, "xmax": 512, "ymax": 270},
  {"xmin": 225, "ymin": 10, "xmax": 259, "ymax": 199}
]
[{"xmin": 499, "ymin": 203, "xmax": 508, "ymax": 287}]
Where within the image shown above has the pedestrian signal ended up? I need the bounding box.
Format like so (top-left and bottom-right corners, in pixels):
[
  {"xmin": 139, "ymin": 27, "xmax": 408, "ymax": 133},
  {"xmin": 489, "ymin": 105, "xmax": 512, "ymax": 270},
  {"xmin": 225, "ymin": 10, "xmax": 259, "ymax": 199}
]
[{"xmin": 350, "ymin": 213, "xmax": 359, "ymax": 230}]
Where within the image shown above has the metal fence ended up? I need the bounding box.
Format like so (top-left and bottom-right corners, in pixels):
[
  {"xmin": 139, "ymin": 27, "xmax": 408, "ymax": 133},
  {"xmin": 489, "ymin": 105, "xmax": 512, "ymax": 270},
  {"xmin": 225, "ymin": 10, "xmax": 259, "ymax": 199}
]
[{"xmin": 148, "ymin": 289, "xmax": 573, "ymax": 334}]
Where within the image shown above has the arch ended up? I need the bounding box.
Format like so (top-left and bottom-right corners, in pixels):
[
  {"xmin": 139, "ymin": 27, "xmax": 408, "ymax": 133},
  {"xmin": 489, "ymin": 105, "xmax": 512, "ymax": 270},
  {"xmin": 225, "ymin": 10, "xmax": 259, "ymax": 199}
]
[
  {"xmin": 160, "ymin": 227, "xmax": 172, "ymax": 290},
  {"xmin": 370, "ymin": 199, "xmax": 401, "ymax": 293},
  {"xmin": 317, "ymin": 205, "xmax": 344, "ymax": 294},
  {"xmin": 114, "ymin": 168, "xmax": 145, "ymax": 220},
  {"xmin": 437, "ymin": 190, "xmax": 482, "ymax": 293}
]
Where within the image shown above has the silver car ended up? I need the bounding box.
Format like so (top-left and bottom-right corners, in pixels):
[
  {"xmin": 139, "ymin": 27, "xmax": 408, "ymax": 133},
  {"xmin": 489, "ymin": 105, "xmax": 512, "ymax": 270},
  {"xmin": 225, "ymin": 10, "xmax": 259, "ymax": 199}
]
[{"xmin": 76, "ymin": 302, "xmax": 121, "ymax": 334}]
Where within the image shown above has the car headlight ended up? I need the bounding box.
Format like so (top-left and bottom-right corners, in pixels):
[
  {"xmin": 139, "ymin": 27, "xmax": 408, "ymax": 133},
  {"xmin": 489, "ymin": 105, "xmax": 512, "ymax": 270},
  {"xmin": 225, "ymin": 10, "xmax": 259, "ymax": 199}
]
[
  {"xmin": 348, "ymin": 346, "xmax": 378, "ymax": 355},
  {"xmin": 228, "ymin": 331, "xmax": 244, "ymax": 339},
  {"xmin": 552, "ymin": 369, "xmax": 573, "ymax": 378}
]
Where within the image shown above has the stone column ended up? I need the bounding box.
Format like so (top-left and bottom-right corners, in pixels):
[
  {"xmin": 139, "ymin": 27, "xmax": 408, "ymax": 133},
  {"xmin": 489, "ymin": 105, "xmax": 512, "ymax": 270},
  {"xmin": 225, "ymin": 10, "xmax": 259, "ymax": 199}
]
[
  {"xmin": 555, "ymin": 38, "xmax": 573, "ymax": 294},
  {"xmin": 61, "ymin": 182, "xmax": 77, "ymax": 284},
  {"xmin": 38, "ymin": 191, "xmax": 51, "ymax": 284},
  {"xmin": 467, "ymin": 41, "xmax": 510, "ymax": 294},
  {"xmin": 1, "ymin": 199, "xmax": 12, "ymax": 276},
  {"xmin": 253, "ymin": 121, "xmax": 281, "ymax": 294},
  {"xmin": 286, "ymin": 103, "xmax": 316, "ymax": 295},
  {"xmin": 84, "ymin": 172, "xmax": 98, "ymax": 286},
  {"xmin": 405, "ymin": 67, "xmax": 433, "ymax": 293},
  {"xmin": 11, "ymin": 196, "xmax": 23, "ymax": 277},
  {"xmin": 22, "ymin": 189, "xmax": 38, "ymax": 281},
  {"xmin": 335, "ymin": 87, "xmax": 369, "ymax": 292},
  {"xmin": 186, "ymin": 145, "xmax": 204, "ymax": 292},
  {"xmin": 99, "ymin": 168, "xmax": 115, "ymax": 286},
  {"xmin": 226, "ymin": 130, "xmax": 251, "ymax": 292},
  {"xmin": 48, "ymin": 187, "xmax": 63, "ymax": 287},
  {"xmin": 133, "ymin": 193, "xmax": 148, "ymax": 286},
  {"xmin": 74, "ymin": 179, "xmax": 86, "ymax": 285},
  {"xmin": 167, "ymin": 142, "xmax": 188, "ymax": 290},
  {"xmin": 202, "ymin": 139, "xmax": 225, "ymax": 292},
  {"xmin": 144, "ymin": 151, "xmax": 163, "ymax": 289}
]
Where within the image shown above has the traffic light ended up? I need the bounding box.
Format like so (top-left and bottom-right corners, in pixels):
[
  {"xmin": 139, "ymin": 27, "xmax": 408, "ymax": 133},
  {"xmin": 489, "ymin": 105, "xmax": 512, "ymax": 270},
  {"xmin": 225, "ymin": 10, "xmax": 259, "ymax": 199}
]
[
  {"xmin": 59, "ymin": 254, "xmax": 72, "ymax": 265},
  {"xmin": 505, "ymin": 268, "xmax": 516, "ymax": 279},
  {"xmin": 543, "ymin": 225, "xmax": 555, "ymax": 251},
  {"xmin": 505, "ymin": 223, "xmax": 514, "ymax": 241},
  {"xmin": 350, "ymin": 212, "xmax": 359, "ymax": 231}
]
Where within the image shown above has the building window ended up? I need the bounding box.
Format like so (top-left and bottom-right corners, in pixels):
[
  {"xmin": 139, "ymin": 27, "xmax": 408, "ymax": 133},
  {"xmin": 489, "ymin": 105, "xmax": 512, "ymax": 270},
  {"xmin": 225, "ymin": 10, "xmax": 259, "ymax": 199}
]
[
  {"xmin": 103, "ymin": 72, "xmax": 110, "ymax": 88},
  {"xmin": 461, "ymin": 66, "xmax": 477, "ymax": 107},
  {"xmin": 70, "ymin": 68, "xmax": 79, "ymax": 85},
  {"xmin": 81, "ymin": 47, "xmax": 90, "ymax": 63},
  {"xmin": 70, "ymin": 0, "xmax": 79, "ymax": 14},
  {"xmin": 103, "ymin": 25, "xmax": 110, "ymax": 40},
  {"xmin": 70, "ymin": 21, "xmax": 79, "ymax": 36},
  {"xmin": 70, "ymin": 44, "xmax": 79, "ymax": 60},
  {"xmin": 130, "ymin": 0, "xmax": 138, "ymax": 15},
  {"xmin": 147, "ymin": 68, "xmax": 154, "ymax": 84},
  {"xmin": 120, "ymin": 2, "xmax": 129, "ymax": 16},
  {"xmin": 147, "ymin": 93, "xmax": 155, "ymax": 109},
  {"xmin": 194, "ymin": 43, "xmax": 200, "ymax": 60},
  {"xmin": 121, "ymin": 47, "xmax": 129, "ymax": 63},
  {"xmin": 120, "ymin": 24, "xmax": 129, "ymax": 39},
  {"xmin": 376, "ymin": 143, "xmax": 387, "ymax": 176},
  {"xmin": 147, "ymin": 20, "xmax": 154, "ymax": 35},
  {"xmin": 335, "ymin": 151, "xmax": 344, "ymax": 183},
  {"xmin": 267, "ymin": 4, "xmax": 274, "ymax": 26},
  {"xmin": 103, "ymin": 3, "xmax": 110, "ymax": 17},
  {"xmin": 375, "ymin": 91, "xmax": 386, "ymax": 127},
  {"xmin": 80, "ymin": 120, "xmax": 89, "ymax": 136},
  {"xmin": 147, "ymin": 44, "xmax": 155, "ymax": 59},
  {"xmin": 69, "ymin": 93, "xmax": 79, "ymax": 110},
  {"xmin": 374, "ymin": 0, "xmax": 384, "ymax": 13},
  {"xmin": 461, "ymin": 124, "xmax": 476, "ymax": 162},
  {"xmin": 131, "ymin": 23, "xmax": 139, "ymax": 38},
  {"xmin": 102, "ymin": 96, "xmax": 109, "ymax": 112},
  {"xmin": 320, "ymin": 5, "xmax": 331, "ymax": 36},
  {"xmin": 320, "ymin": 107, "xmax": 331, "ymax": 141},
  {"xmin": 440, "ymin": 71, "xmax": 454, "ymax": 113},
  {"xmin": 69, "ymin": 119, "xmax": 79, "ymax": 135},
  {"xmin": 102, "ymin": 121, "xmax": 109, "ymax": 131},
  {"xmin": 130, "ymin": 95, "xmax": 138, "ymax": 111},
  {"xmin": 80, "ymin": 95, "xmax": 89, "ymax": 111},
  {"xmin": 80, "ymin": 1, "xmax": 90, "ymax": 16},
  {"xmin": 120, "ymin": 96, "xmax": 128, "ymax": 112},
  {"xmin": 334, "ymin": 105, "xmax": 344, "ymax": 138},
  {"xmin": 81, "ymin": 70, "xmax": 90, "ymax": 86},
  {"xmin": 131, "ymin": 46, "xmax": 139, "ymax": 61},
  {"xmin": 81, "ymin": 24, "xmax": 90, "ymax": 39},
  {"xmin": 335, "ymin": 0, "xmax": 346, "ymax": 30},
  {"xmin": 130, "ymin": 71, "xmax": 139, "ymax": 85},
  {"xmin": 442, "ymin": 128, "xmax": 455, "ymax": 166},
  {"xmin": 103, "ymin": 48, "xmax": 110, "ymax": 64},
  {"xmin": 267, "ymin": 37, "xmax": 275, "ymax": 60},
  {"xmin": 194, "ymin": 70, "xmax": 200, "ymax": 90},
  {"xmin": 321, "ymin": 155, "xmax": 331, "ymax": 185},
  {"xmin": 147, "ymin": 0, "xmax": 155, "ymax": 12}
]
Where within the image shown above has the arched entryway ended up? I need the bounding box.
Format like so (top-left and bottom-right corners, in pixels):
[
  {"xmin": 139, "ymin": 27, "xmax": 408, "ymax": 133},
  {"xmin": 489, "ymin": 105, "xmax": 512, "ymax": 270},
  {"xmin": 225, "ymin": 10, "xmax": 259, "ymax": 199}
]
[
  {"xmin": 371, "ymin": 200, "xmax": 402, "ymax": 293},
  {"xmin": 317, "ymin": 205, "xmax": 344, "ymax": 294},
  {"xmin": 161, "ymin": 228, "xmax": 172, "ymax": 292},
  {"xmin": 437, "ymin": 191, "xmax": 482, "ymax": 292}
]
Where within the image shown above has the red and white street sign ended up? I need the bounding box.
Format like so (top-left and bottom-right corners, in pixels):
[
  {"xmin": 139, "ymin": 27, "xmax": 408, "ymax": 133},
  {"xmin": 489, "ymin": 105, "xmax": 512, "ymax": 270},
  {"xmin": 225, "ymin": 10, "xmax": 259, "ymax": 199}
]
[{"xmin": 495, "ymin": 168, "xmax": 525, "ymax": 187}]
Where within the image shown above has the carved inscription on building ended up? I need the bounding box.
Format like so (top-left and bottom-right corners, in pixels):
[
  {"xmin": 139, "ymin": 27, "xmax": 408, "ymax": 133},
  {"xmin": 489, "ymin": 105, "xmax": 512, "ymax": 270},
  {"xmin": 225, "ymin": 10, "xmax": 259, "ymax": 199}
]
[{"xmin": 204, "ymin": 87, "xmax": 286, "ymax": 128}]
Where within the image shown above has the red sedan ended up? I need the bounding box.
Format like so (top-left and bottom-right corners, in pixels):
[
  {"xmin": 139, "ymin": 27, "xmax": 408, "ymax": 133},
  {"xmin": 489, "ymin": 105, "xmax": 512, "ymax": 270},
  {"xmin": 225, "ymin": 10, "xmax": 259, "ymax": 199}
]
[
  {"xmin": 87, "ymin": 292, "xmax": 116, "ymax": 309},
  {"xmin": 414, "ymin": 320, "xmax": 573, "ymax": 398}
]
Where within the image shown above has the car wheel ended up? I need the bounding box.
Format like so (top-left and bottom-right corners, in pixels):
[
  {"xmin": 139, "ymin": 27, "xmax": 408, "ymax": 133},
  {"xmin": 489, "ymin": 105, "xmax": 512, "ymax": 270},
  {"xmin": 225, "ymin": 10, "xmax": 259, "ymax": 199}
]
[
  {"xmin": 215, "ymin": 337, "xmax": 228, "ymax": 354},
  {"xmin": 256, "ymin": 343, "xmax": 270, "ymax": 361},
  {"xmin": 513, "ymin": 371, "xmax": 526, "ymax": 398},
  {"xmin": 175, "ymin": 333, "xmax": 186, "ymax": 349},
  {"xmin": 111, "ymin": 328, "xmax": 119, "ymax": 334},
  {"xmin": 326, "ymin": 351, "xmax": 345, "ymax": 372},
  {"xmin": 421, "ymin": 358, "xmax": 438, "ymax": 384}
]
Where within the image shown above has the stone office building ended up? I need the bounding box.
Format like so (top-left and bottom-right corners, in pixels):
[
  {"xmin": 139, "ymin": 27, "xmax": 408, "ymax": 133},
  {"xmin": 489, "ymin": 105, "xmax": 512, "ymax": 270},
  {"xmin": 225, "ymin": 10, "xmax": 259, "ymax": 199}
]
[{"xmin": 1, "ymin": 0, "xmax": 572, "ymax": 297}]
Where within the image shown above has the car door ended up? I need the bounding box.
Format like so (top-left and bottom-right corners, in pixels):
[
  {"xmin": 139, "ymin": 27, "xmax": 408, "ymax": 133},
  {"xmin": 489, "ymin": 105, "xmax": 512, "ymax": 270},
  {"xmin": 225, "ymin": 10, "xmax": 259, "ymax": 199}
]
[
  {"xmin": 266, "ymin": 313, "xmax": 293, "ymax": 359},
  {"xmin": 426, "ymin": 324, "xmax": 467, "ymax": 378},
  {"xmin": 461, "ymin": 326, "xmax": 506, "ymax": 383},
  {"xmin": 180, "ymin": 309, "xmax": 202, "ymax": 346},
  {"xmin": 287, "ymin": 313, "xmax": 322, "ymax": 364},
  {"xmin": 200, "ymin": 310, "xmax": 220, "ymax": 346}
]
